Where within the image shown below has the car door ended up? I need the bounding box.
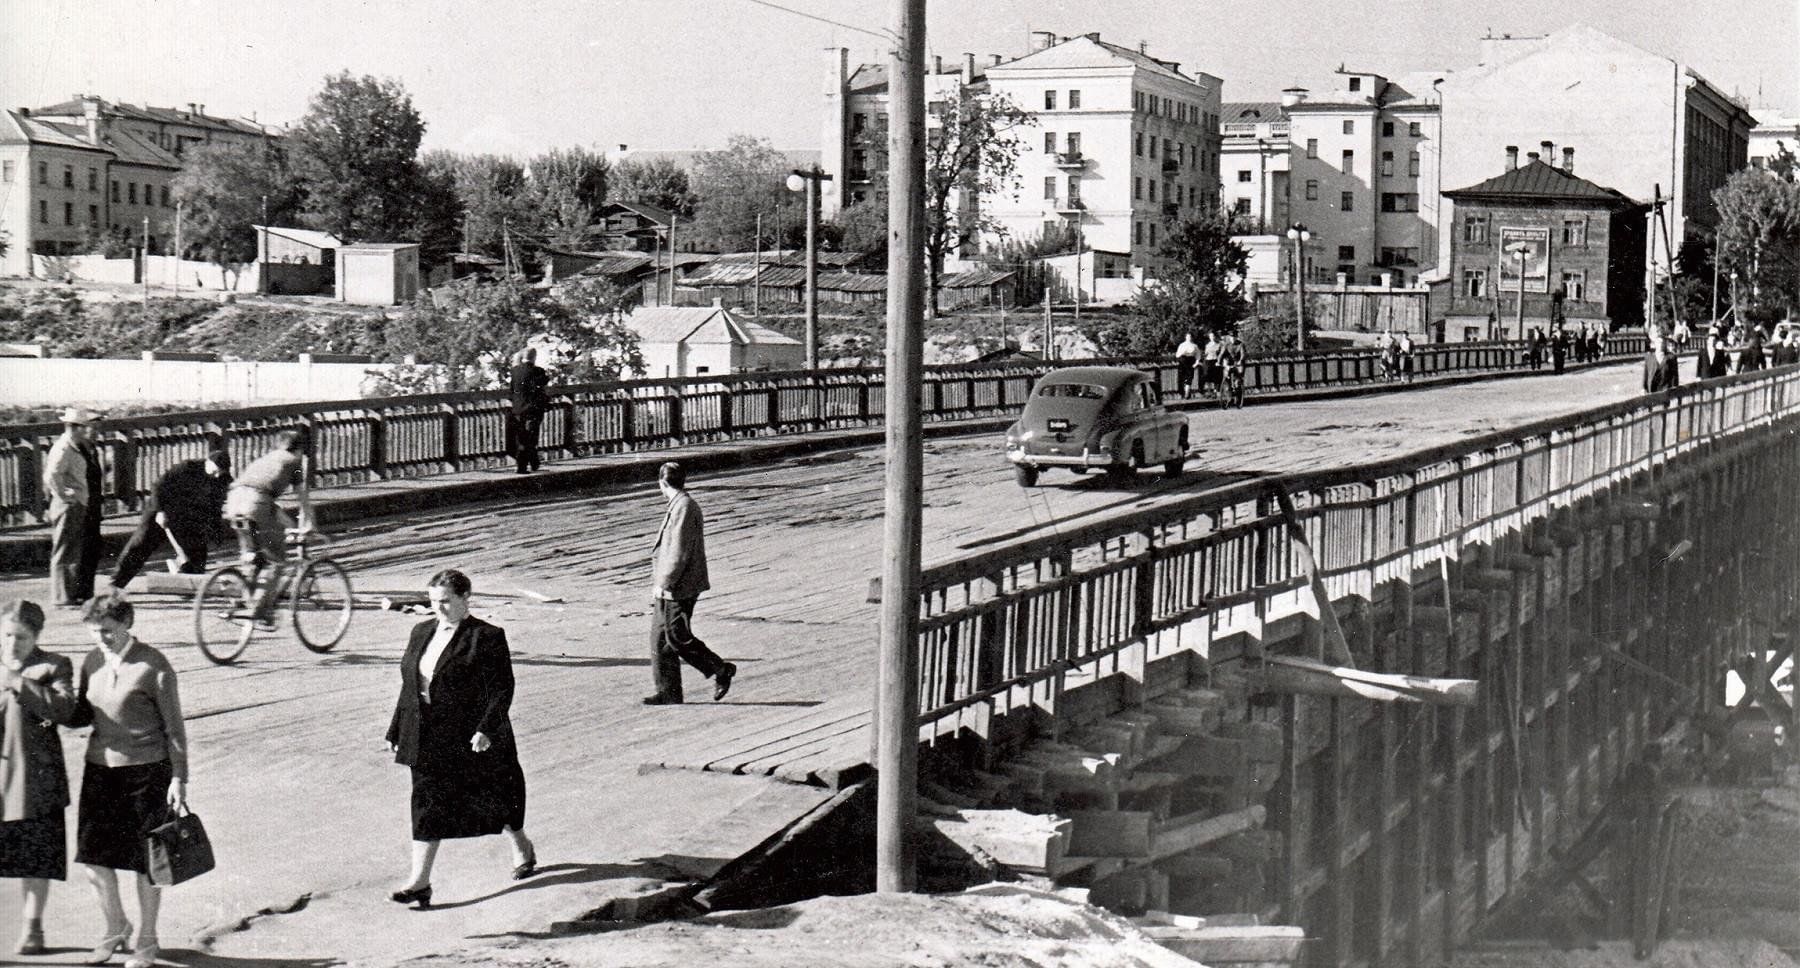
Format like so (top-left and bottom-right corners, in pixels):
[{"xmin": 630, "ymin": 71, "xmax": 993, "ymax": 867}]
[{"xmin": 1137, "ymin": 379, "xmax": 1172, "ymax": 461}]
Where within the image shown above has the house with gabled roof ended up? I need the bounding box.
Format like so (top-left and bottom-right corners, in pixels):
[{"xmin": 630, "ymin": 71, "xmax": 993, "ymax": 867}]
[{"xmin": 625, "ymin": 302, "xmax": 804, "ymax": 377}]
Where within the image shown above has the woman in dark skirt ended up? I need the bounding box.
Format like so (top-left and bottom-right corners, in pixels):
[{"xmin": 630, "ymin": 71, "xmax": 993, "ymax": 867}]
[
  {"xmin": 2, "ymin": 600, "xmax": 79, "ymax": 955},
  {"xmin": 386, "ymin": 569, "xmax": 536, "ymax": 908},
  {"xmin": 69, "ymin": 595, "xmax": 187, "ymax": 968}
]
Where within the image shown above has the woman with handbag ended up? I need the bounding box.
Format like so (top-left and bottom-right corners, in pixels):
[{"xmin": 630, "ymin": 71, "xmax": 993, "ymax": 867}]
[
  {"xmin": 3, "ymin": 600, "xmax": 80, "ymax": 955},
  {"xmin": 385, "ymin": 569, "xmax": 536, "ymax": 909},
  {"xmin": 69, "ymin": 596, "xmax": 187, "ymax": 968}
]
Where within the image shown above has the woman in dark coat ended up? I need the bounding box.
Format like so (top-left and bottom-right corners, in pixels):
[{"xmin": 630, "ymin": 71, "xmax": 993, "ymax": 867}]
[
  {"xmin": 386, "ymin": 569, "xmax": 536, "ymax": 908},
  {"xmin": 1, "ymin": 600, "xmax": 78, "ymax": 955}
]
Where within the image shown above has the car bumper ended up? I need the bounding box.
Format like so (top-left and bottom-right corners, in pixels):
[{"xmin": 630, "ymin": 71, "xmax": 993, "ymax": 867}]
[{"xmin": 1007, "ymin": 446, "xmax": 1117, "ymax": 468}]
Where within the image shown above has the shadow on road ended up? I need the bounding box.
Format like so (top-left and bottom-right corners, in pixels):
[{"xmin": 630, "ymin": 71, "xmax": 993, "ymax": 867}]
[
  {"xmin": 960, "ymin": 468, "xmax": 1265, "ymax": 549},
  {"xmin": 144, "ymin": 949, "xmax": 343, "ymax": 967},
  {"xmin": 512, "ymin": 654, "xmax": 650, "ymax": 668},
  {"xmin": 437, "ymin": 860, "xmax": 689, "ymax": 915}
]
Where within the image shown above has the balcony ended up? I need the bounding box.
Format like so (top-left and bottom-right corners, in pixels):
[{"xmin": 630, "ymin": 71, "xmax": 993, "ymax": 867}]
[
  {"xmin": 1054, "ymin": 151, "xmax": 1087, "ymax": 169},
  {"xmin": 1161, "ymin": 158, "xmax": 1180, "ymax": 174},
  {"xmin": 847, "ymin": 169, "xmax": 872, "ymax": 183},
  {"xmin": 1053, "ymin": 197, "xmax": 1086, "ymax": 214}
]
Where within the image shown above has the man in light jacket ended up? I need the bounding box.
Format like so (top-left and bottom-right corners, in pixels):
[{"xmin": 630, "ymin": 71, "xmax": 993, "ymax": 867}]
[
  {"xmin": 643, "ymin": 462, "xmax": 736, "ymax": 705},
  {"xmin": 42, "ymin": 409, "xmax": 103, "ymax": 606}
]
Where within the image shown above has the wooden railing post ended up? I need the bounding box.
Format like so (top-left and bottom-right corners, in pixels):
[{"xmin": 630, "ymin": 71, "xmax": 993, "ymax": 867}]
[
  {"xmin": 668, "ymin": 388, "xmax": 685, "ymax": 445},
  {"xmin": 110, "ymin": 431, "xmax": 138, "ymax": 513},
  {"xmin": 369, "ymin": 410, "xmax": 388, "ymax": 481},
  {"xmin": 439, "ymin": 403, "xmax": 460, "ymax": 472}
]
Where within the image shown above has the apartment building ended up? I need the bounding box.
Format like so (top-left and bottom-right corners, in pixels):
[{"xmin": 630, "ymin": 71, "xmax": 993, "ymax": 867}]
[
  {"xmin": 1749, "ymin": 106, "xmax": 1799, "ymax": 170},
  {"xmin": 30, "ymin": 95, "xmax": 279, "ymax": 158},
  {"xmin": 1220, "ymin": 102, "xmax": 1291, "ymax": 230}
]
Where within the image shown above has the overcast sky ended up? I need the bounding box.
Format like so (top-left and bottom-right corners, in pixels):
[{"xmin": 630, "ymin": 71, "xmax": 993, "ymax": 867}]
[{"xmin": 1, "ymin": 0, "xmax": 1793, "ymax": 157}]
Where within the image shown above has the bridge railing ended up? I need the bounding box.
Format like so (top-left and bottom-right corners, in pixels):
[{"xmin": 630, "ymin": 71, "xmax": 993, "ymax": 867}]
[
  {"xmin": 912, "ymin": 361, "xmax": 1794, "ymax": 734},
  {"xmin": 0, "ymin": 334, "xmax": 1648, "ymax": 527}
]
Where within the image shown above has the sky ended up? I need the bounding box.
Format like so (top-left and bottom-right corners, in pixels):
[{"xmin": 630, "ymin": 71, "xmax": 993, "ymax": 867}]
[{"xmin": 1, "ymin": 0, "xmax": 1795, "ymax": 158}]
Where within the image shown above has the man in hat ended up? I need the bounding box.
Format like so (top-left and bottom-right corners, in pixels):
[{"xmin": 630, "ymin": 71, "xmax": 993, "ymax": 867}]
[
  {"xmin": 42, "ymin": 408, "xmax": 104, "ymax": 605},
  {"xmin": 110, "ymin": 446, "xmax": 233, "ymax": 587}
]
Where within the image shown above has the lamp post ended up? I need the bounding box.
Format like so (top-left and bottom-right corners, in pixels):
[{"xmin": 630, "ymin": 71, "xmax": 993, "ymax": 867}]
[
  {"xmin": 787, "ymin": 166, "xmax": 833, "ymax": 370},
  {"xmin": 1286, "ymin": 223, "xmax": 1311, "ymax": 350},
  {"xmin": 1505, "ymin": 241, "xmax": 1532, "ymax": 340}
]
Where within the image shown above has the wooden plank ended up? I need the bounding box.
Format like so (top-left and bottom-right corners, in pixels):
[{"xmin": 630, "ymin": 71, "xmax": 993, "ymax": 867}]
[
  {"xmin": 1065, "ymin": 810, "xmax": 1154, "ymax": 858},
  {"xmin": 1265, "ymin": 653, "xmax": 1479, "ymax": 706},
  {"xmin": 1151, "ymin": 804, "xmax": 1267, "ymax": 860}
]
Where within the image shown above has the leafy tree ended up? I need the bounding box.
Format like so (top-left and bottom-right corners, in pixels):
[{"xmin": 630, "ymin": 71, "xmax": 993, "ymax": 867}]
[
  {"xmin": 545, "ymin": 276, "xmax": 645, "ymax": 380},
  {"xmin": 1713, "ymin": 166, "xmax": 1800, "ymax": 320},
  {"xmin": 0, "ymin": 228, "xmax": 9, "ymax": 259},
  {"xmin": 611, "ymin": 157, "xmax": 697, "ymax": 219},
  {"xmin": 172, "ymin": 141, "xmax": 300, "ymax": 269},
  {"xmin": 834, "ymin": 199, "xmax": 888, "ymax": 264},
  {"xmin": 424, "ymin": 151, "xmax": 532, "ymax": 260},
  {"xmin": 689, "ymin": 134, "xmax": 789, "ymax": 252},
  {"xmin": 81, "ymin": 223, "xmax": 141, "ymax": 259},
  {"xmin": 525, "ymin": 147, "xmax": 609, "ymax": 250},
  {"xmin": 290, "ymin": 72, "xmax": 427, "ymax": 243},
  {"xmin": 408, "ymin": 155, "xmax": 464, "ymax": 270},
  {"xmin": 1092, "ymin": 210, "xmax": 1248, "ymax": 356},
  {"xmin": 1237, "ymin": 298, "xmax": 1321, "ymax": 355},
  {"xmin": 979, "ymin": 222, "xmax": 1080, "ymax": 307},
  {"xmin": 922, "ymin": 90, "xmax": 1032, "ymax": 316}
]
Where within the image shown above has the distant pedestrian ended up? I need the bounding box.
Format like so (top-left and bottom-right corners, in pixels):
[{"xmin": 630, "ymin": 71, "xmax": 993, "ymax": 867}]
[
  {"xmin": 2, "ymin": 600, "xmax": 78, "ymax": 957},
  {"xmin": 1736, "ymin": 330, "xmax": 1766, "ymax": 374},
  {"xmin": 1397, "ymin": 332, "xmax": 1416, "ymax": 383},
  {"xmin": 1672, "ymin": 319, "xmax": 1692, "ymax": 349},
  {"xmin": 1379, "ymin": 331, "xmax": 1400, "ymax": 382},
  {"xmin": 1585, "ymin": 327, "xmax": 1603, "ymax": 363},
  {"xmin": 222, "ymin": 429, "xmax": 313, "ymax": 572},
  {"xmin": 110, "ymin": 448, "xmax": 232, "ymax": 587},
  {"xmin": 43, "ymin": 408, "xmax": 104, "ymax": 607},
  {"xmin": 1776, "ymin": 331, "xmax": 1800, "ymax": 368},
  {"xmin": 69, "ymin": 596, "xmax": 187, "ymax": 968},
  {"xmin": 1528, "ymin": 328, "xmax": 1547, "ymax": 370},
  {"xmin": 1173, "ymin": 333, "xmax": 1199, "ymax": 399},
  {"xmin": 385, "ymin": 569, "xmax": 537, "ymax": 910},
  {"xmin": 509, "ymin": 348, "xmax": 551, "ymax": 475},
  {"xmin": 1550, "ymin": 328, "xmax": 1568, "ymax": 373},
  {"xmin": 643, "ymin": 462, "xmax": 735, "ymax": 705},
  {"xmin": 1201, "ymin": 332, "xmax": 1223, "ymax": 396},
  {"xmin": 1643, "ymin": 339, "xmax": 1680, "ymax": 393},
  {"xmin": 1698, "ymin": 332, "xmax": 1728, "ymax": 379}
]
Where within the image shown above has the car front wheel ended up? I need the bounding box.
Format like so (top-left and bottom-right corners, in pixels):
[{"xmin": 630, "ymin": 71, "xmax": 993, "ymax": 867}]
[{"xmin": 1014, "ymin": 464, "xmax": 1039, "ymax": 487}]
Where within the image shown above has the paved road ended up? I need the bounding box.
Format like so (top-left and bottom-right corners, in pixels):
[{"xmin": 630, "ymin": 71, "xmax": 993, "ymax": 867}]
[{"xmin": 0, "ymin": 364, "xmax": 1647, "ymax": 966}]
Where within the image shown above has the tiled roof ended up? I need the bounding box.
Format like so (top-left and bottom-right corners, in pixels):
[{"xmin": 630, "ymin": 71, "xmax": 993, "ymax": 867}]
[
  {"xmin": 1443, "ymin": 159, "xmax": 1640, "ymax": 207},
  {"xmin": 1093, "ymin": 38, "xmax": 1193, "ymax": 81},
  {"xmin": 340, "ymin": 242, "xmax": 419, "ymax": 250},
  {"xmin": 574, "ymin": 254, "xmax": 657, "ymax": 278},
  {"xmin": 88, "ymin": 124, "xmax": 181, "ymax": 168},
  {"xmin": 31, "ymin": 98, "xmax": 275, "ymax": 136},
  {"xmin": 603, "ymin": 200, "xmax": 674, "ymax": 225},
  {"xmin": 0, "ymin": 110, "xmax": 109, "ymax": 152},
  {"xmin": 818, "ymin": 273, "xmax": 889, "ymax": 293},
  {"xmin": 848, "ymin": 64, "xmax": 889, "ymax": 95},
  {"xmin": 1223, "ymin": 102, "xmax": 1287, "ymax": 123},
  {"xmin": 943, "ymin": 268, "xmax": 1016, "ymax": 288},
  {"xmin": 625, "ymin": 306, "xmax": 800, "ymax": 346}
]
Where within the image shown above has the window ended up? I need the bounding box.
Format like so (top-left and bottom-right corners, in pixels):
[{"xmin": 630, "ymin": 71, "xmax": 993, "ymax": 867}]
[
  {"xmin": 1561, "ymin": 270, "xmax": 1586, "ymax": 301},
  {"xmin": 38, "ymin": 200, "xmax": 47, "ymax": 223},
  {"xmin": 63, "ymin": 165, "xmax": 74, "ymax": 188},
  {"xmin": 1381, "ymin": 151, "xmax": 1394, "ymax": 176},
  {"xmin": 1045, "ymin": 132, "xmax": 1057, "ymax": 154},
  {"xmin": 1135, "ymin": 221, "xmax": 1144, "ymax": 245},
  {"xmin": 63, "ymin": 202, "xmax": 73, "ymax": 225},
  {"xmin": 1342, "ymin": 149, "xmax": 1354, "ymax": 173},
  {"xmin": 1069, "ymin": 89, "xmax": 1081, "ymax": 109},
  {"xmin": 1379, "ymin": 246, "xmax": 1419, "ymax": 266},
  {"xmin": 1233, "ymin": 198, "xmax": 1252, "ymax": 215},
  {"xmin": 1380, "ymin": 193, "xmax": 1418, "ymax": 212},
  {"xmin": 1148, "ymin": 180, "xmax": 1156, "ymax": 201},
  {"xmin": 1066, "ymin": 132, "xmax": 1080, "ymax": 155},
  {"xmin": 851, "ymin": 113, "xmax": 867, "ymax": 135},
  {"xmin": 1341, "ymin": 191, "xmax": 1354, "ymax": 211},
  {"xmin": 1338, "ymin": 245, "xmax": 1356, "ymax": 261},
  {"xmin": 129, "ymin": 183, "xmax": 138, "ymax": 204},
  {"xmin": 1305, "ymin": 179, "xmax": 1319, "ymax": 200},
  {"xmin": 1409, "ymin": 122, "xmax": 1421, "ymax": 137},
  {"xmin": 1306, "ymin": 138, "xmax": 1318, "ymax": 159},
  {"xmin": 1343, "ymin": 119, "xmax": 1355, "ymax": 134},
  {"xmin": 1237, "ymin": 170, "xmax": 1253, "ymax": 183},
  {"xmin": 1463, "ymin": 269, "xmax": 1486, "ymax": 298},
  {"xmin": 1382, "ymin": 121, "xmax": 1395, "ymax": 137},
  {"xmin": 37, "ymin": 162, "xmax": 48, "ymax": 185},
  {"xmin": 1461, "ymin": 213, "xmax": 1489, "ymax": 243},
  {"xmin": 88, "ymin": 204, "xmax": 98, "ymax": 224},
  {"xmin": 161, "ymin": 185, "xmax": 170, "ymax": 207},
  {"xmin": 1134, "ymin": 131, "xmax": 1144, "ymax": 156},
  {"xmin": 1163, "ymin": 138, "xmax": 1173, "ymax": 159},
  {"xmin": 1149, "ymin": 223, "xmax": 1157, "ymax": 246},
  {"xmin": 1, "ymin": 160, "xmax": 11, "ymax": 182},
  {"xmin": 1408, "ymin": 151, "xmax": 1420, "ymax": 177},
  {"xmin": 1149, "ymin": 138, "xmax": 1157, "ymax": 159},
  {"xmin": 1348, "ymin": 77, "xmax": 1362, "ymax": 92},
  {"xmin": 1066, "ymin": 175, "xmax": 1080, "ymax": 204},
  {"xmin": 111, "ymin": 180, "xmax": 120, "ymax": 202},
  {"xmin": 1134, "ymin": 176, "xmax": 1143, "ymax": 200},
  {"xmin": 88, "ymin": 167, "xmax": 98, "ymax": 191},
  {"xmin": 1044, "ymin": 176, "xmax": 1056, "ymax": 200},
  {"xmin": 1044, "ymin": 90, "xmax": 1057, "ymax": 110},
  {"xmin": 1561, "ymin": 217, "xmax": 1587, "ymax": 245}
]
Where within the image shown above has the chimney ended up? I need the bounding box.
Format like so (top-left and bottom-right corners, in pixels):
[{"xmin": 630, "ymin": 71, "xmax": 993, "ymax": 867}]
[
  {"xmin": 990, "ymin": 53, "xmax": 1004, "ymax": 66},
  {"xmin": 187, "ymin": 102, "xmax": 197, "ymax": 116},
  {"xmin": 1562, "ymin": 146, "xmax": 1574, "ymax": 173},
  {"xmin": 197, "ymin": 104, "xmax": 205, "ymax": 116},
  {"xmin": 1280, "ymin": 86, "xmax": 1309, "ymax": 108},
  {"xmin": 963, "ymin": 52, "xmax": 975, "ymax": 85},
  {"xmin": 933, "ymin": 54, "xmax": 942, "ymax": 75},
  {"xmin": 1505, "ymin": 145, "xmax": 1519, "ymax": 170},
  {"xmin": 617, "ymin": 143, "xmax": 629, "ymax": 153},
  {"xmin": 1031, "ymin": 30, "xmax": 1056, "ymax": 51},
  {"xmin": 1540, "ymin": 140, "xmax": 1555, "ymax": 166},
  {"xmin": 82, "ymin": 97, "xmax": 100, "ymax": 143},
  {"xmin": 1526, "ymin": 151, "xmax": 1540, "ymax": 163},
  {"xmin": 1138, "ymin": 40, "xmax": 1148, "ymax": 54}
]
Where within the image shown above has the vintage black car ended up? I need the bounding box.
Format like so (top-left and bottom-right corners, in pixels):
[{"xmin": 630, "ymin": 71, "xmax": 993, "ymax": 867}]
[{"xmin": 1003, "ymin": 366, "xmax": 1189, "ymax": 487}]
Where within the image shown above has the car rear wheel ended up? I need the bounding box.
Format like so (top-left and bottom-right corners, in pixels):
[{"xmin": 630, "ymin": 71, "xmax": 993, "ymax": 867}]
[
  {"xmin": 1165, "ymin": 432, "xmax": 1188, "ymax": 477},
  {"xmin": 1014, "ymin": 464, "xmax": 1039, "ymax": 487}
]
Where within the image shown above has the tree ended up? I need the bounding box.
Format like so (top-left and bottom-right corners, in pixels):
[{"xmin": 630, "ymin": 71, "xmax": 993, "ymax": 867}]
[
  {"xmin": 611, "ymin": 156, "xmax": 697, "ymax": 219},
  {"xmin": 834, "ymin": 199, "xmax": 888, "ymax": 264},
  {"xmin": 424, "ymin": 151, "xmax": 532, "ymax": 260},
  {"xmin": 689, "ymin": 134, "xmax": 789, "ymax": 252},
  {"xmin": 980, "ymin": 222, "xmax": 1080, "ymax": 307},
  {"xmin": 172, "ymin": 140, "xmax": 300, "ymax": 269},
  {"xmin": 545, "ymin": 276, "xmax": 645, "ymax": 380},
  {"xmin": 1713, "ymin": 166, "xmax": 1800, "ymax": 321},
  {"xmin": 409, "ymin": 156, "xmax": 464, "ymax": 270},
  {"xmin": 525, "ymin": 147, "xmax": 609, "ymax": 250},
  {"xmin": 290, "ymin": 72, "xmax": 427, "ymax": 243},
  {"xmin": 1092, "ymin": 211, "xmax": 1248, "ymax": 356},
  {"xmin": 923, "ymin": 90, "xmax": 1032, "ymax": 316}
]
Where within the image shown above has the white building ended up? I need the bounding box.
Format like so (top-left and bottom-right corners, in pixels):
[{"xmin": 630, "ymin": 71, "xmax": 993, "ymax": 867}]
[
  {"xmin": 626, "ymin": 303, "xmax": 803, "ymax": 378},
  {"xmin": 1749, "ymin": 106, "xmax": 1799, "ymax": 171},
  {"xmin": 1220, "ymin": 102, "xmax": 1291, "ymax": 230}
]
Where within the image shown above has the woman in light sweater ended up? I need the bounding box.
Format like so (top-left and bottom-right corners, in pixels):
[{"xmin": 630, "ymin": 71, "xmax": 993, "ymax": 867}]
[{"xmin": 69, "ymin": 596, "xmax": 187, "ymax": 968}]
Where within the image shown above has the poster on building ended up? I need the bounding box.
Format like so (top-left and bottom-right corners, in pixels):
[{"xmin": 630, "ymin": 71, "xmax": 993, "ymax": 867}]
[{"xmin": 1497, "ymin": 226, "xmax": 1551, "ymax": 292}]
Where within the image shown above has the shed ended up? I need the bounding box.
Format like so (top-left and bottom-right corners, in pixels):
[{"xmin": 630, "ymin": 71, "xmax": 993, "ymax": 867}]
[
  {"xmin": 626, "ymin": 302, "xmax": 804, "ymax": 377},
  {"xmin": 335, "ymin": 243, "xmax": 422, "ymax": 306}
]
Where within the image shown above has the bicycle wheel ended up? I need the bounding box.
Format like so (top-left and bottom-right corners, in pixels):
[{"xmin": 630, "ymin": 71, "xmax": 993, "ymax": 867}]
[
  {"xmin": 291, "ymin": 558, "xmax": 354, "ymax": 653},
  {"xmin": 194, "ymin": 567, "xmax": 258, "ymax": 665}
]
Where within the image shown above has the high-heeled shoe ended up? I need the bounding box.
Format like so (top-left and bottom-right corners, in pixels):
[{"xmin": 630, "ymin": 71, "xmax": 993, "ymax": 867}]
[
  {"xmin": 123, "ymin": 938, "xmax": 160, "ymax": 968},
  {"xmin": 85, "ymin": 921, "xmax": 132, "ymax": 965},
  {"xmin": 389, "ymin": 884, "xmax": 433, "ymax": 909},
  {"xmin": 512, "ymin": 842, "xmax": 538, "ymax": 880}
]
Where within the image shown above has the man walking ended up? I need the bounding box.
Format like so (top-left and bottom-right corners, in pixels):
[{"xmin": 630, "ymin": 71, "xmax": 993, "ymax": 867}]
[
  {"xmin": 1642, "ymin": 338, "xmax": 1680, "ymax": 393},
  {"xmin": 509, "ymin": 348, "xmax": 551, "ymax": 475},
  {"xmin": 644, "ymin": 462, "xmax": 735, "ymax": 705},
  {"xmin": 43, "ymin": 408, "xmax": 104, "ymax": 606},
  {"xmin": 1173, "ymin": 333, "xmax": 1199, "ymax": 399},
  {"xmin": 111, "ymin": 446, "xmax": 232, "ymax": 586}
]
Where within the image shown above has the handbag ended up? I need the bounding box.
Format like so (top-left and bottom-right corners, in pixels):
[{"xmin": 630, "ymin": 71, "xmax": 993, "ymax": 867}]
[{"xmin": 144, "ymin": 808, "xmax": 216, "ymax": 887}]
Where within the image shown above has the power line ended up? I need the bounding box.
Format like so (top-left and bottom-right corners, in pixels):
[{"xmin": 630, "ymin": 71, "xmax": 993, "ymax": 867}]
[{"xmin": 735, "ymin": 0, "xmax": 894, "ymax": 41}]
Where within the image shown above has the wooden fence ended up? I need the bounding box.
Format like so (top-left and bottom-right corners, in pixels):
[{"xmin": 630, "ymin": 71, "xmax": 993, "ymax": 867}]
[{"xmin": 0, "ymin": 335, "xmax": 1648, "ymax": 527}]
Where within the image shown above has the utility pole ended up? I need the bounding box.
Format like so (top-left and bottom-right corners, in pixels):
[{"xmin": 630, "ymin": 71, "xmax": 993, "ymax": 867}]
[
  {"xmin": 788, "ymin": 167, "xmax": 833, "ymax": 369},
  {"xmin": 259, "ymin": 195, "xmax": 269, "ymax": 295},
  {"xmin": 1072, "ymin": 219, "xmax": 1083, "ymax": 323},
  {"xmin": 173, "ymin": 200, "xmax": 182, "ymax": 295},
  {"xmin": 875, "ymin": 0, "xmax": 925, "ymax": 896},
  {"xmin": 754, "ymin": 212, "xmax": 763, "ymax": 318},
  {"xmin": 141, "ymin": 216, "xmax": 150, "ymax": 306},
  {"xmin": 667, "ymin": 216, "xmax": 678, "ymax": 305}
]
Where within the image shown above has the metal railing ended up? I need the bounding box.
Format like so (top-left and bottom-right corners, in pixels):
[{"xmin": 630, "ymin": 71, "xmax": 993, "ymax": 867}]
[
  {"xmin": 0, "ymin": 334, "xmax": 1650, "ymax": 527},
  {"xmin": 911, "ymin": 362, "xmax": 1794, "ymax": 734}
]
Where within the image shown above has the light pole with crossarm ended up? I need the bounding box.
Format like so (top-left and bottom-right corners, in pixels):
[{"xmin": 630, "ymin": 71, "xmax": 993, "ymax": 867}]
[{"xmin": 787, "ymin": 167, "xmax": 834, "ymax": 370}]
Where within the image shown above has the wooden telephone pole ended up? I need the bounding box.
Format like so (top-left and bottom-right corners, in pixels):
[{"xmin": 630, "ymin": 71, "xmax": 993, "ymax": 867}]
[{"xmin": 875, "ymin": 0, "xmax": 926, "ymax": 894}]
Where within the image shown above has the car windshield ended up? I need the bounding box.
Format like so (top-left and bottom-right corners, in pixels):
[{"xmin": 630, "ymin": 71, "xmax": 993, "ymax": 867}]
[{"xmin": 1036, "ymin": 383, "xmax": 1108, "ymax": 400}]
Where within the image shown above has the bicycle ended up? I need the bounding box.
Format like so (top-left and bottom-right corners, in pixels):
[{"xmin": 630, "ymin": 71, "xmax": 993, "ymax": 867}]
[
  {"xmin": 192, "ymin": 522, "xmax": 354, "ymax": 664},
  {"xmin": 1222, "ymin": 364, "xmax": 1246, "ymax": 409}
]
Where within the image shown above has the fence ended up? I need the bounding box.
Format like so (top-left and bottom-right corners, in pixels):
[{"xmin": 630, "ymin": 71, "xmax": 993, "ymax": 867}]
[
  {"xmin": 0, "ymin": 355, "xmax": 395, "ymax": 407},
  {"xmin": 0, "ymin": 334, "xmax": 1649, "ymax": 527},
  {"xmin": 31, "ymin": 254, "xmax": 263, "ymax": 292}
]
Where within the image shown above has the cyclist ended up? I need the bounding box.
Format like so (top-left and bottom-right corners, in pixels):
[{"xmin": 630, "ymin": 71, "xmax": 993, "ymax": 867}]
[
  {"xmin": 1219, "ymin": 333, "xmax": 1248, "ymax": 408},
  {"xmin": 223, "ymin": 429, "xmax": 315, "ymax": 577}
]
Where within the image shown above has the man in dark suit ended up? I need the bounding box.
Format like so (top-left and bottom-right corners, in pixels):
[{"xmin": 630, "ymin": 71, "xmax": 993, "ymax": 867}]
[
  {"xmin": 644, "ymin": 462, "xmax": 735, "ymax": 705},
  {"xmin": 111, "ymin": 447, "xmax": 232, "ymax": 586},
  {"xmin": 509, "ymin": 348, "xmax": 551, "ymax": 474},
  {"xmin": 1642, "ymin": 339, "xmax": 1680, "ymax": 393}
]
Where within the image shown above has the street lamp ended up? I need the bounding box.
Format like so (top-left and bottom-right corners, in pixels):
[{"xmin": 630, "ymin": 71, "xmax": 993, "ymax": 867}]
[
  {"xmin": 787, "ymin": 166, "xmax": 833, "ymax": 370},
  {"xmin": 1286, "ymin": 223, "xmax": 1311, "ymax": 350},
  {"xmin": 1505, "ymin": 241, "xmax": 1532, "ymax": 340}
]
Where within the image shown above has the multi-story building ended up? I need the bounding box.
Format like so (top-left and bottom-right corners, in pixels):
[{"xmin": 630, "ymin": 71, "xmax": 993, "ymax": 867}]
[
  {"xmin": 0, "ymin": 111, "xmax": 114, "ymax": 273},
  {"xmin": 29, "ymin": 95, "xmax": 280, "ymax": 158},
  {"xmin": 820, "ymin": 31, "xmax": 1221, "ymax": 280},
  {"xmin": 1441, "ymin": 152, "xmax": 1647, "ymax": 339},
  {"xmin": 1748, "ymin": 106, "xmax": 1799, "ymax": 170},
  {"xmin": 1220, "ymin": 102, "xmax": 1290, "ymax": 230}
]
